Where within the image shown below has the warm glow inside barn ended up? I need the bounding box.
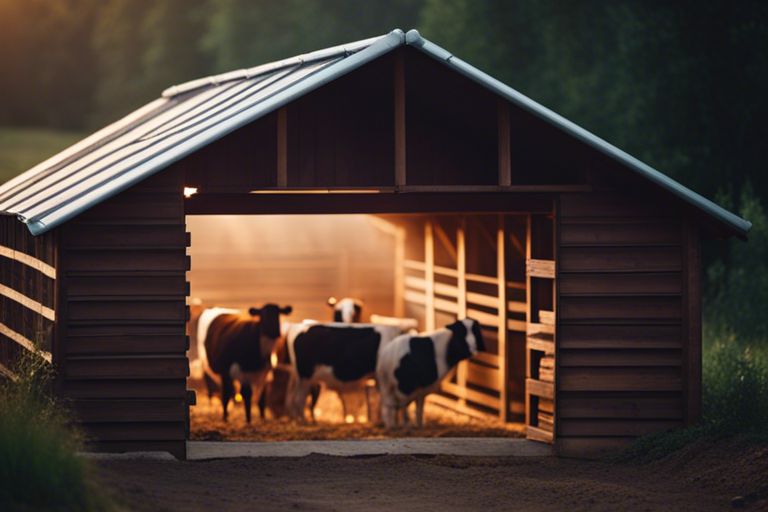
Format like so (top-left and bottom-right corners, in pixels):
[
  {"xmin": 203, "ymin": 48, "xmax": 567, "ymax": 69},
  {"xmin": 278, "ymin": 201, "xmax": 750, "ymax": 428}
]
[{"xmin": 0, "ymin": 29, "xmax": 750, "ymax": 459}]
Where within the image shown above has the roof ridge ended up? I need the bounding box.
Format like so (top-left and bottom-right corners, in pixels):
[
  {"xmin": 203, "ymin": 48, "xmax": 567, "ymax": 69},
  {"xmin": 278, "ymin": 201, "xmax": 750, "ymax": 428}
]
[{"xmin": 162, "ymin": 32, "xmax": 395, "ymax": 98}]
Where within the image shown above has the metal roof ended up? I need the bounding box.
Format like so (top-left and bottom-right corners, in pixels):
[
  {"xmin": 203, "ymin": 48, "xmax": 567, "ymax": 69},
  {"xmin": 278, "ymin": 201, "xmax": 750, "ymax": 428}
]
[{"xmin": 0, "ymin": 28, "xmax": 751, "ymax": 237}]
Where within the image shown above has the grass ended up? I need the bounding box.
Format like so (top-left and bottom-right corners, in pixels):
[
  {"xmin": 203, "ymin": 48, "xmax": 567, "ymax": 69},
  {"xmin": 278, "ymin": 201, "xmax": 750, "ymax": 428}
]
[
  {"xmin": 0, "ymin": 356, "xmax": 114, "ymax": 511},
  {"xmin": 0, "ymin": 126, "xmax": 84, "ymax": 184}
]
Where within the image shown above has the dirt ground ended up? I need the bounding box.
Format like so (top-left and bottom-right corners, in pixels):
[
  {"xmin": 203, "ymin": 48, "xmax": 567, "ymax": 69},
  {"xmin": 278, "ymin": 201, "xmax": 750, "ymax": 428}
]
[
  {"xmin": 95, "ymin": 437, "xmax": 768, "ymax": 512},
  {"xmin": 190, "ymin": 382, "xmax": 523, "ymax": 441}
]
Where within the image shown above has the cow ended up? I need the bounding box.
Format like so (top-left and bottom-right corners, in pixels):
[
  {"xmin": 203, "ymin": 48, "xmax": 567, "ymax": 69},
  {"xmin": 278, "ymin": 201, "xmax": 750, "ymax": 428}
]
[
  {"xmin": 196, "ymin": 303, "xmax": 292, "ymax": 423},
  {"xmin": 327, "ymin": 296, "xmax": 364, "ymax": 323},
  {"xmin": 376, "ymin": 318, "xmax": 485, "ymax": 428},
  {"xmin": 283, "ymin": 322, "xmax": 402, "ymax": 422}
]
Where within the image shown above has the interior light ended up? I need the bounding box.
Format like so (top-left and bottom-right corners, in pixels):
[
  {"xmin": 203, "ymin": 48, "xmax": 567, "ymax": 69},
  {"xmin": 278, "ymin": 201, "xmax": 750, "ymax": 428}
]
[{"xmin": 183, "ymin": 187, "xmax": 198, "ymax": 198}]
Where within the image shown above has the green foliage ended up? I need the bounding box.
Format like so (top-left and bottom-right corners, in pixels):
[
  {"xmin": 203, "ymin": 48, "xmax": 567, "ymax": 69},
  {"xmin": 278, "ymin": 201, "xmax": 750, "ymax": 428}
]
[
  {"xmin": 0, "ymin": 127, "xmax": 84, "ymax": 184},
  {"xmin": 0, "ymin": 355, "xmax": 113, "ymax": 511}
]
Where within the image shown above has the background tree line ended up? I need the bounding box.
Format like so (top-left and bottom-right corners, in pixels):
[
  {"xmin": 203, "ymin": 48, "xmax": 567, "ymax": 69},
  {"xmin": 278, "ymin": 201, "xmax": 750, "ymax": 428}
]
[{"xmin": 0, "ymin": 0, "xmax": 767, "ymax": 340}]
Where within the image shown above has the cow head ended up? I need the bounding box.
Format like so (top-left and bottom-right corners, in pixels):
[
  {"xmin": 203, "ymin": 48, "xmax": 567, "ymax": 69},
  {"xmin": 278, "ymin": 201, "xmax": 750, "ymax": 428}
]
[
  {"xmin": 446, "ymin": 318, "xmax": 486, "ymax": 367},
  {"xmin": 249, "ymin": 304, "xmax": 292, "ymax": 340},
  {"xmin": 327, "ymin": 296, "xmax": 364, "ymax": 323}
]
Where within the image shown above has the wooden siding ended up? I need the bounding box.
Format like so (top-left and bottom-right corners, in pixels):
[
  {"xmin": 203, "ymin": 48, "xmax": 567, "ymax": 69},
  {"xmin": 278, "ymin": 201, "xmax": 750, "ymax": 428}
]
[
  {"xmin": 58, "ymin": 168, "xmax": 188, "ymax": 459},
  {"xmin": 556, "ymin": 192, "xmax": 689, "ymax": 457},
  {"xmin": 0, "ymin": 216, "xmax": 56, "ymax": 377}
]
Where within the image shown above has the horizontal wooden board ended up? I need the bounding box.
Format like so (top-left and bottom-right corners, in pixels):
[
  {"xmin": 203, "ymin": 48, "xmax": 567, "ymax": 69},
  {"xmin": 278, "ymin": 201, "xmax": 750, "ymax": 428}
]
[
  {"xmin": 64, "ymin": 356, "xmax": 189, "ymax": 380},
  {"xmin": 559, "ymin": 296, "xmax": 681, "ymax": 322},
  {"xmin": 65, "ymin": 224, "xmax": 188, "ymax": 249},
  {"xmin": 558, "ymin": 419, "xmax": 682, "ymax": 437},
  {"xmin": 559, "ymin": 272, "xmax": 682, "ymax": 296},
  {"xmin": 558, "ymin": 394, "xmax": 683, "ymax": 419},
  {"xmin": 559, "ymin": 193, "xmax": 676, "ymax": 218},
  {"xmin": 66, "ymin": 275, "xmax": 188, "ymax": 297},
  {"xmin": 65, "ymin": 250, "xmax": 189, "ymax": 272},
  {"xmin": 78, "ymin": 193, "xmax": 184, "ymax": 220},
  {"xmin": 560, "ymin": 222, "xmax": 680, "ymax": 246},
  {"xmin": 65, "ymin": 334, "xmax": 188, "ymax": 355},
  {"xmin": 73, "ymin": 399, "xmax": 187, "ymax": 422},
  {"xmin": 559, "ymin": 367, "xmax": 682, "ymax": 392},
  {"xmin": 526, "ymin": 378, "xmax": 554, "ymax": 399},
  {"xmin": 466, "ymin": 361, "xmax": 500, "ymax": 391},
  {"xmin": 526, "ymin": 425, "xmax": 553, "ymax": 443},
  {"xmin": 67, "ymin": 300, "xmax": 187, "ymax": 322},
  {"xmin": 527, "ymin": 258, "xmax": 555, "ymax": 278},
  {"xmin": 62, "ymin": 379, "xmax": 187, "ymax": 399},
  {"xmin": 441, "ymin": 381, "xmax": 499, "ymax": 410},
  {"xmin": 81, "ymin": 422, "xmax": 186, "ymax": 441},
  {"xmin": 559, "ymin": 246, "xmax": 681, "ymax": 273},
  {"xmin": 558, "ymin": 324, "xmax": 682, "ymax": 349},
  {"xmin": 559, "ymin": 349, "xmax": 681, "ymax": 368}
]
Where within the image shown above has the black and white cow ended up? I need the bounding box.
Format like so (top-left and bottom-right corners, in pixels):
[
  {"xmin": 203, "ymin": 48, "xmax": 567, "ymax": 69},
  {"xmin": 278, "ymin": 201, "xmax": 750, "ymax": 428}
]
[
  {"xmin": 328, "ymin": 297, "xmax": 364, "ymax": 323},
  {"xmin": 376, "ymin": 318, "xmax": 485, "ymax": 428},
  {"xmin": 284, "ymin": 323, "xmax": 401, "ymax": 422},
  {"xmin": 197, "ymin": 304, "xmax": 292, "ymax": 423}
]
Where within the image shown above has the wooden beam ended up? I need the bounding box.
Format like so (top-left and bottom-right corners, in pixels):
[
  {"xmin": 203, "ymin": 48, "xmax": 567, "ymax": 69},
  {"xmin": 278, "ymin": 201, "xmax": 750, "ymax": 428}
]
[
  {"xmin": 394, "ymin": 226, "xmax": 406, "ymax": 317},
  {"xmin": 434, "ymin": 223, "xmax": 457, "ymax": 263},
  {"xmin": 0, "ymin": 245, "xmax": 56, "ymax": 279},
  {"xmin": 394, "ymin": 50, "xmax": 406, "ymax": 188},
  {"xmin": 683, "ymin": 221, "xmax": 702, "ymax": 425},
  {"xmin": 277, "ymin": 107, "xmax": 288, "ymax": 187},
  {"xmin": 456, "ymin": 218, "xmax": 468, "ymax": 405},
  {"xmin": 497, "ymin": 214, "xmax": 510, "ymax": 422},
  {"xmin": 498, "ymin": 100, "xmax": 511, "ymax": 186},
  {"xmin": 425, "ymin": 220, "xmax": 435, "ymax": 331}
]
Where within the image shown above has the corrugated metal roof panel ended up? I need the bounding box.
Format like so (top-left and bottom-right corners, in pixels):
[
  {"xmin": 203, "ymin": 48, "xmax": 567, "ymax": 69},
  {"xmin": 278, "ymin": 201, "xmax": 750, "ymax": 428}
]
[{"xmin": 0, "ymin": 27, "xmax": 750, "ymax": 238}]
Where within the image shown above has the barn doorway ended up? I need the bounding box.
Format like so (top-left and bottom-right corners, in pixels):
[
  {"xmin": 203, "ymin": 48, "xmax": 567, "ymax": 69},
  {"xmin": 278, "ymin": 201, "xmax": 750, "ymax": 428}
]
[{"xmin": 185, "ymin": 212, "xmax": 547, "ymax": 441}]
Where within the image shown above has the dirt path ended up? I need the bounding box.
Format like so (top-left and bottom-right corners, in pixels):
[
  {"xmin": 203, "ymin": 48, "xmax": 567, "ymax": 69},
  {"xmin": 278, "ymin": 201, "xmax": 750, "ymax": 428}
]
[{"xmin": 94, "ymin": 440, "xmax": 768, "ymax": 512}]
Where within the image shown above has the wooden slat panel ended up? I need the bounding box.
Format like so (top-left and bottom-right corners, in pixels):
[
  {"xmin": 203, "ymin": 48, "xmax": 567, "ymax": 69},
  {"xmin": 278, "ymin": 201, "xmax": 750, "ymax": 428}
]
[
  {"xmin": 66, "ymin": 250, "xmax": 188, "ymax": 272},
  {"xmin": 74, "ymin": 399, "xmax": 186, "ymax": 422},
  {"xmin": 65, "ymin": 224, "xmax": 188, "ymax": 248},
  {"xmin": 82, "ymin": 422, "xmax": 186, "ymax": 441},
  {"xmin": 526, "ymin": 425, "xmax": 553, "ymax": 443},
  {"xmin": 560, "ymin": 272, "xmax": 682, "ymax": 296},
  {"xmin": 559, "ymin": 193, "xmax": 675, "ymax": 218},
  {"xmin": 67, "ymin": 300, "xmax": 188, "ymax": 322},
  {"xmin": 559, "ymin": 296, "xmax": 681, "ymax": 322},
  {"xmin": 527, "ymin": 336, "xmax": 554, "ymax": 354},
  {"xmin": 472, "ymin": 352, "xmax": 499, "ymax": 367},
  {"xmin": 78, "ymin": 193, "xmax": 183, "ymax": 220},
  {"xmin": 558, "ymin": 395, "xmax": 683, "ymax": 419},
  {"xmin": 559, "ymin": 367, "xmax": 682, "ymax": 392},
  {"xmin": 65, "ymin": 357, "xmax": 189, "ymax": 380},
  {"xmin": 62, "ymin": 379, "xmax": 187, "ymax": 399},
  {"xmin": 527, "ymin": 258, "xmax": 555, "ymax": 278},
  {"xmin": 558, "ymin": 419, "xmax": 682, "ymax": 437},
  {"xmin": 441, "ymin": 381, "xmax": 499, "ymax": 410},
  {"xmin": 559, "ymin": 324, "xmax": 682, "ymax": 349},
  {"xmin": 65, "ymin": 334, "xmax": 188, "ymax": 355},
  {"xmin": 66, "ymin": 275, "xmax": 188, "ymax": 297},
  {"xmin": 466, "ymin": 308, "xmax": 498, "ymax": 328},
  {"xmin": 560, "ymin": 246, "xmax": 681, "ymax": 273},
  {"xmin": 526, "ymin": 378, "xmax": 554, "ymax": 399},
  {"xmin": 466, "ymin": 361, "xmax": 500, "ymax": 391},
  {"xmin": 559, "ymin": 349, "xmax": 681, "ymax": 367},
  {"xmin": 560, "ymin": 222, "xmax": 680, "ymax": 246}
]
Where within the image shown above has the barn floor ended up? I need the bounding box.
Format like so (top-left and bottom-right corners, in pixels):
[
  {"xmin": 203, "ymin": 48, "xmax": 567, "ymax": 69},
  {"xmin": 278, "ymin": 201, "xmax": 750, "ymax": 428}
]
[{"xmin": 190, "ymin": 381, "xmax": 523, "ymax": 441}]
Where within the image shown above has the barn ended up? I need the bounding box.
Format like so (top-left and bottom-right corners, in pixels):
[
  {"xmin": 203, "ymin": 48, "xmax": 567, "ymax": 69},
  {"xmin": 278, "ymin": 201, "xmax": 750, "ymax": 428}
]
[{"xmin": 0, "ymin": 29, "xmax": 750, "ymax": 459}]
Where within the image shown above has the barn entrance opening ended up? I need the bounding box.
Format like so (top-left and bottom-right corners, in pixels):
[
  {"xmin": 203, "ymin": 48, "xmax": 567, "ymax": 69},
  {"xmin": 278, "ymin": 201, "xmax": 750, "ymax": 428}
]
[{"xmin": 185, "ymin": 212, "xmax": 542, "ymax": 441}]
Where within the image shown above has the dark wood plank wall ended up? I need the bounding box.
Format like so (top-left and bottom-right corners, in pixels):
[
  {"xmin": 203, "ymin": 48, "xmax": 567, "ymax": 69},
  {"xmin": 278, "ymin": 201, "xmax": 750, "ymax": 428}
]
[
  {"xmin": 556, "ymin": 191, "xmax": 689, "ymax": 456},
  {"xmin": 58, "ymin": 168, "xmax": 189, "ymax": 459},
  {"xmin": 0, "ymin": 216, "xmax": 56, "ymax": 378}
]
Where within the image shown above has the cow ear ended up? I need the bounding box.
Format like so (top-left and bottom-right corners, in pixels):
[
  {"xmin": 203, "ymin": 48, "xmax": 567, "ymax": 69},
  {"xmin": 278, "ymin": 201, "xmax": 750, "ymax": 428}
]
[
  {"xmin": 248, "ymin": 307, "xmax": 260, "ymax": 316},
  {"xmin": 280, "ymin": 305, "xmax": 293, "ymax": 315},
  {"xmin": 327, "ymin": 297, "xmax": 337, "ymax": 307}
]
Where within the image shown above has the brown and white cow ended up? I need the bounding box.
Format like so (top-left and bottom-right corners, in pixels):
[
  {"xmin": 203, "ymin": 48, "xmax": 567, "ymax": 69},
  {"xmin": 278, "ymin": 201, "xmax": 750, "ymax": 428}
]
[
  {"xmin": 327, "ymin": 296, "xmax": 364, "ymax": 323},
  {"xmin": 197, "ymin": 304, "xmax": 292, "ymax": 423},
  {"xmin": 376, "ymin": 318, "xmax": 485, "ymax": 428}
]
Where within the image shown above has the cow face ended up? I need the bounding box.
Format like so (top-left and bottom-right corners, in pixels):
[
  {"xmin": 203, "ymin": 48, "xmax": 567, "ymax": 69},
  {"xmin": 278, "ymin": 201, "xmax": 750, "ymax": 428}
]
[
  {"xmin": 249, "ymin": 304, "xmax": 292, "ymax": 340},
  {"xmin": 327, "ymin": 297, "xmax": 363, "ymax": 323},
  {"xmin": 447, "ymin": 318, "xmax": 486, "ymax": 359}
]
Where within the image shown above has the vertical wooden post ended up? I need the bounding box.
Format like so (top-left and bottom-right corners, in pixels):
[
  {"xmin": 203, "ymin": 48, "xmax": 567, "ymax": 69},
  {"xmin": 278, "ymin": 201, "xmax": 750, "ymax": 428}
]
[
  {"xmin": 277, "ymin": 107, "xmax": 288, "ymax": 187},
  {"xmin": 524, "ymin": 214, "xmax": 532, "ymax": 428},
  {"xmin": 394, "ymin": 51, "xmax": 406, "ymax": 188},
  {"xmin": 424, "ymin": 220, "xmax": 435, "ymax": 331},
  {"xmin": 683, "ymin": 221, "xmax": 702, "ymax": 425},
  {"xmin": 456, "ymin": 217, "xmax": 468, "ymax": 404},
  {"xmin": 497, "ymin": 214, "xmax": 510, "ymax": 421},
  {"xmin": 394, "ymin": 226, "xmax": 406, "ymax": 317},
  {"xmin": 498, "ymin": 100, "xmax": 511, "ymax": 187}
]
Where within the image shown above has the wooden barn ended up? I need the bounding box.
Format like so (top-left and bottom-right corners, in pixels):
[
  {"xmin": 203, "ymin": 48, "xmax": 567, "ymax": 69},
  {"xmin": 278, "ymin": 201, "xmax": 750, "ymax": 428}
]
[{"xmin": 0, "ymin": 29, "xmax": 750, "ymax": 459}]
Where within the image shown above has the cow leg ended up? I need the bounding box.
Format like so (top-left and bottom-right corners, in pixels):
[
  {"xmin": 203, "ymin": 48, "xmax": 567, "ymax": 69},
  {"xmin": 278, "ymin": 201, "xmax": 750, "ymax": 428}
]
[
  {"xmin": 415, "ymin": 396, "xmax": 426, "ymax": 428},
  {"xmin": 241, "ymin": 380, "xmax": 253, "ymax": 424},
  {"xmin": 203, "ymin": 372, "xmax": 218, "ymax": 406},
  {"xmin": 400, "ymin": 403, "xmax": 411, "ymax": 426},
  {"xmin": 338, "ymin": 390, "xmax": 348, "ymax": 421},
  {"xmin": 309, "ymin": 384, "xmax": 321, "ymax": 423},
  {"xmin": 258, "ymin": 387, "xmax": 267, "ymax": 420},
  {"xmin": 221, "ymin": 375, "xmax": 234, "ymax": 422},
  {"xmin": 290, "ymin": 380, "xmax": 313, "ymax": 422}
]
